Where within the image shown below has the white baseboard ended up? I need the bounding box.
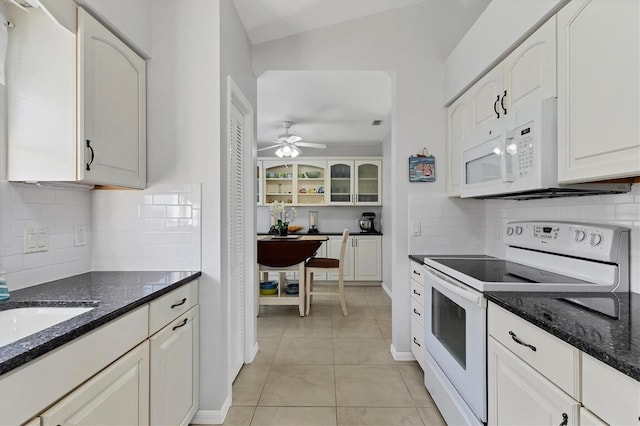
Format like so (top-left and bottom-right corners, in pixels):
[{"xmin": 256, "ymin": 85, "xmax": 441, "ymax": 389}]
[
  {"xmin": 381, "ymin": 281, "xmax": 392, "ymax": 299},
  {"xmin": 190, "ymin": 395, "xmax": 231, "ymax": 425},
  {"xmin": 246, "ymin": 342, "xmax": 259, "ymax": 364},
  {"xmin": 390, "ymin": 343, "xmax": 416, "ymax": 361}
]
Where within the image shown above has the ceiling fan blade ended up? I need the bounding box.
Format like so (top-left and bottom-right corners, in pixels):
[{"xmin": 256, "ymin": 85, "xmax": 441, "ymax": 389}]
[
  {"xmin": 286, "ymin": 135, "xmax": 302, "ymax": 143},
  {"xmin": 257, "ymin": 144, "xmax": 283, "ymax": 151},
  {"xmin": 296, "ymin": 142, "xmax": 327, "ymax": 149}
]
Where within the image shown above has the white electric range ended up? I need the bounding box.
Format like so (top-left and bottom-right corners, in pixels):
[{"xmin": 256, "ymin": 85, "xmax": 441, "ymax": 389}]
[{"xmin": 421, "ymin": 221, "xmax": 630, "ymax": 425}]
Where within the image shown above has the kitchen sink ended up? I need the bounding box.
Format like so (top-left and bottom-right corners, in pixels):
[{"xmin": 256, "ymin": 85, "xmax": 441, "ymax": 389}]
[{"xmin": 0, "ymin": 306, "xmax": 95, "ymax": 347}]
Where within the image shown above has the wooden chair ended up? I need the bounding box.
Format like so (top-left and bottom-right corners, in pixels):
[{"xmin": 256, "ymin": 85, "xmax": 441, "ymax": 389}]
[{"xmin": 305, "ymin": 228, "xmax": 349, "ymax": 316}]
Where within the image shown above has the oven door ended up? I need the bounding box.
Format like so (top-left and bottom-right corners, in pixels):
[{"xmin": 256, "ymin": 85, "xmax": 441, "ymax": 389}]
[{"xmin": 424, "ymin": 265, "xmax": 487, "ymax": 422}]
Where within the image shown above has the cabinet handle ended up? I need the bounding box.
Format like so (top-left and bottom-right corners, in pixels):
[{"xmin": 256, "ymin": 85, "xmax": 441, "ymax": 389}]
[
  {"xmin": 493, "ymin": 95, "xmax": 501, "ymax": 118},
  {"xmin": 172, "ymin": 318, "xmax": 188, "ymax": 331},
  {"xmin": 85, "ymin": 140, "xmax": 95, "ymax": 171},
  {"xmin": 171, "ymin": 298, "xmax": 187, "ymax": 309},
  {"xmin": 413, "ymin": 337, "xmax": 421, "ymax": 347},
  {"xmin": 412, "ymin": 269, "xmax": 421, "ymax": 276},
  {"xmin": 413, "ymin": 308, "xmax": 421, "ymax": 316},
  {"xmin": 413, "ymin": 289, "xmax": 421, "ymax": 296},
  {"xmin": 509, "ymin": 331, "xmax": 536, "ymax": 352},
  {"xmin": 559, "ymin": 413, "xmax": 568, "ymax": 426},
  {"xmin": 501, "ymin": 90, "xmax": 508, "ymax": 115}
]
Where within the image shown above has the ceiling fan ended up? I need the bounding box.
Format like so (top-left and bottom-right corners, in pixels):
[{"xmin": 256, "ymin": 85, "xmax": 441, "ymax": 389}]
[{"xmin": 258, "ymin": 121, "xmax": 327, "ymax": 158}]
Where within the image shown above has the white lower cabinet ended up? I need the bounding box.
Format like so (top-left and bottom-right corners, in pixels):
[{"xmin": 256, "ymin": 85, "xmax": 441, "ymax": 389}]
[
  {"xmin": 150, "ymin": 305, "xmax": 200, "ymax": 426},
  {"xmin": 409, "ymin": 260, "xmax": 425, "ymax": 369},
  {"xmin": 41, "ymin": 341, "xmax": 149, "ymax": 426},
  {"xmin": 488, "ymin": 336, "xmax": 579, "ymax": 426},
  {"xmin": 327, "ymin": 235, "xmax": 382, "ymax": 281}
]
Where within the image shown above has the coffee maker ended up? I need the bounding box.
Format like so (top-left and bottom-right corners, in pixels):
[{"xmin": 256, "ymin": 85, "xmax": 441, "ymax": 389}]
[{"xmin": 359, "ymin": 212, "xmax": 378, "ymax": 233}]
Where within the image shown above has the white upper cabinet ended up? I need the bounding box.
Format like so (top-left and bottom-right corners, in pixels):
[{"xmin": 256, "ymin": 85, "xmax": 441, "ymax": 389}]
[
  {"xmin": 7, "ymin": 3, "xmax": 146, "ymax": 189},
  {"xmin": 503, "ymin": 16, "xmax": 556, "ymax": 113},
  {"xmin": 557, "ymin": 0, "xmax": 640, "ymax": 183},
  {"xmin": 446, "ymin": 93, "xmax": 471, "ymax": 196},
  {"xmin": 78, "ymin": 8, "xmax": 147, "ymax": 188},
  {"xmin": 470, "ymin": 64, "xmax": 504, "ymax": 131}
]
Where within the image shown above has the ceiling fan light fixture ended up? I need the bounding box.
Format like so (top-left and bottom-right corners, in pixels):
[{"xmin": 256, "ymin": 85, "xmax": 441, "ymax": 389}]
[
  {"xmin": 290, "ymin": 146, "xmax": 301, "ymax": 158},
  {"xmin": 275, "ymin": 147, "xmax": 285, "ymax": 158},
  {"xmin": 282, "ymin": 145, "xmax": 292, "ymax": 156}
]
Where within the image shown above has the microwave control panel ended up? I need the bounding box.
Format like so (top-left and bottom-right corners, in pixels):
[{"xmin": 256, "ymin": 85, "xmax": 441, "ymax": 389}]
[{"xmin": 515, "ymin": 123, "xmax": 535, "ymax": 178}]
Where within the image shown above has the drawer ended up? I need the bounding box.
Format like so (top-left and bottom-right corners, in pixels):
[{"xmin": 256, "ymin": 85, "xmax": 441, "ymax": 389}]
[
  {"xmin": 410, "ymin": 297, "xmax": 424, "ymax": 323},
  {"xmin": 409, "ymin": 260, "xmax": 424, "ymax": 284},
  {"xmin": 582, "ymin": 353, "xmax": 640, "ymax": 425},
  {"xmin": 410, "ymin": 278, "xmax": 424, "ymax": 304},
  {"xmin": 488, "ymin": 302, "xmax": 580, "ymax": 399},
  {"xmin": 411, "ymin": 318, "xmax": 426, "ymax": 370},
  {"xmin": 149, "ymin": 280, "xmax": 198, "ymax": 335}
]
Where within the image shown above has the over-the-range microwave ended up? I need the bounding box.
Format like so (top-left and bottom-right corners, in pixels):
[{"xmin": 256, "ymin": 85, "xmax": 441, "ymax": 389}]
[{"xmin": 460, "ymin": 98, "xmax": 630, "ymax": 200}]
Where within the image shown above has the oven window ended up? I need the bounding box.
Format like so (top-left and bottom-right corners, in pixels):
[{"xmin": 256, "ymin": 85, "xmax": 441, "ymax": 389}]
[
  {"xmin": 432, "ymin": 288, "xmax": 466, "ymax": 369},
  {"xmin": 465, "ymin": 152, "xmax": 501, "ymax": 185}
]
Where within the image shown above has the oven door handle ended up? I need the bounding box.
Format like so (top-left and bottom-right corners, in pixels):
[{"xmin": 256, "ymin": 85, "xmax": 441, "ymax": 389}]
[{"xmin": 425, "ymin": 267, "xmax": 486, "ymax": 307}]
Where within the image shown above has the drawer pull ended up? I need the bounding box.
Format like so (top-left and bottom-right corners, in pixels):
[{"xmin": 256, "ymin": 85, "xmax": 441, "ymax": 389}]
[
  {"xmin": 413, "ymin": 289, "xmax": 421, "ymax": 296},
  {"xmin": 412, "ymin": 270, "xmax": 421, "ymax": 276},
  {"xmin": 413, "ymin": 308, "xmax": 421, "ymax": 316},
  {"xmin": 413, "ymin": 337, "xmax": 421, "ymax": 347},
  {"xmin": 172, "ymin": 318, "xmax": 188, "ymax": 331},
  {"xmin": 559, "ymin": 413, "xmax": 568, "ymax": 426},
  {"xmin": 171, "ymin": 298, "xmax": 187, "ymax": 309},
  {"xmin": 509, "ymin": 331, "xmax": 536, "ymax": 352}
]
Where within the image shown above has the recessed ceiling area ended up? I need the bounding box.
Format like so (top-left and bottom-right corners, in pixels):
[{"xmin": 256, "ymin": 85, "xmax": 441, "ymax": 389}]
[{"xmin": 257, "ymin": 71, "xmax": 392, "ymax": 156}]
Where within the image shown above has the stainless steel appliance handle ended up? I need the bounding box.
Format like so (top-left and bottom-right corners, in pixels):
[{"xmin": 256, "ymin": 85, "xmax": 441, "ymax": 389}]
[{"xmin": 424, "ymin": 266, "xmax": 485, "ymax": 307}]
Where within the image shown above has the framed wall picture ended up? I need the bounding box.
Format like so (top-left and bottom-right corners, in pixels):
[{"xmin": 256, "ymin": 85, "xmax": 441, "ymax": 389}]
[{"xmin": 409, "ymin": 156, "xmax": 435, "ymax": 182}]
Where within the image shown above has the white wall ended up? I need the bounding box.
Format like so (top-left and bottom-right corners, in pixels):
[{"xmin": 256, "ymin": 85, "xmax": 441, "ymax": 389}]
[
  {"xmin": 148, "ymin": 0, "xmax": 224, "ymax": 417},
  {"xmin": 251, "ymin": 3, "xmax": 452, "ymax": 358},
  {"xmin": 485, "ymin": 187, "xmax": 640, "ymax": 293},
  {"xmin": 443, "ymin": 0, "xmax": 566, "ymax": 104}
]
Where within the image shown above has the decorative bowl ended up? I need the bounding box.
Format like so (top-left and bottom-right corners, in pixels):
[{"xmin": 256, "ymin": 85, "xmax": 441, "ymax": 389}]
[
  {"xmin": 260, "ymin": 281, "xmax": 277, "ymax": 289},
  {"xmin": 260, "ymin": 288, "xmax": 277, "ymax": 295},
  {"xmin": 305, "ymin": 171, "xmax": 321, "ymax": 178}
]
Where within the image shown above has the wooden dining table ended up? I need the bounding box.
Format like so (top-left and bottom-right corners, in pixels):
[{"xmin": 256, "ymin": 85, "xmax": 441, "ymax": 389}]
[{"xmin": 257, "ymin": 235, "xmax": 328, "ymax": 316}]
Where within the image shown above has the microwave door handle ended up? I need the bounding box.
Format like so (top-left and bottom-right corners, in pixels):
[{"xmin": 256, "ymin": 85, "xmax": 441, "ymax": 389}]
[
  {"xmin": 425, "ymin": 268, "xmax": 485, "ymax": 307},
  {"xmin": 503, "ymin": 130, "xmax": 515, "ymax": 182}
]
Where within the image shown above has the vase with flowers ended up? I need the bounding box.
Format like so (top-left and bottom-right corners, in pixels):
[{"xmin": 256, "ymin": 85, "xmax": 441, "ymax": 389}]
[{"xmin": 269, "ymin": 201, "xmax": 297, "ymax": 236}]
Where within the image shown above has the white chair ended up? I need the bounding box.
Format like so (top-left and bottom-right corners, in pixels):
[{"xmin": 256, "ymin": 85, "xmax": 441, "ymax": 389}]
[{"xmin": 305, "ymin": 228, "xmax": 349, "ymax": 316}]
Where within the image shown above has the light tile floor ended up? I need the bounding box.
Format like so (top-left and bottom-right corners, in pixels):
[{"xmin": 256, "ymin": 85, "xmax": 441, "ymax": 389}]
[{"xmin": 209, "ymin": 286, "xmax": 446, "ymax": 426}]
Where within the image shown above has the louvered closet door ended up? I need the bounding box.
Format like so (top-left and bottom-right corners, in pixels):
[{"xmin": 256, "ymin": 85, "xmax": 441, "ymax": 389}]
[{"xmin": 229, "ymin": 101, "xmax": 245, "ymax": 380}]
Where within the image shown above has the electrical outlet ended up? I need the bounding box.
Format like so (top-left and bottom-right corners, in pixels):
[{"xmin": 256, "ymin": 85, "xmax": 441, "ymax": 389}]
[{"xmin": 74, "ymin": 225, "xmax": 87, "ymax": 247}]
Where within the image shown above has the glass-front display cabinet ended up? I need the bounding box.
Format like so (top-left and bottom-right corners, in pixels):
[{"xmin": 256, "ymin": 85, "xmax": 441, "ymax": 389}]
[
  {"xmin": 296, "ymin": 161, "xmax": 326, "ymax": 205},
  {"xmin": 355, "ymin": 160, "xmax": 381, "ymax": 205},
  {"xmin": 328, "ymin": 161, "xmax": 354, "ymax": 205}
]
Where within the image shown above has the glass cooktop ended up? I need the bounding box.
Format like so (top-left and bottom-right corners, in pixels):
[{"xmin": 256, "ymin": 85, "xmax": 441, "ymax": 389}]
[{"xmin": 430, "ymin": 258, "xmax": 591, "ymax": 285}]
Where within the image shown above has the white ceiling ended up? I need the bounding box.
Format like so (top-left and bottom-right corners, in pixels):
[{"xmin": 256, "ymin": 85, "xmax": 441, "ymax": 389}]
[
  {"xmin": 257, "ymin": 71, "xmax": 392, "ymax": 153},
  {"xmin": 233, "ymin": 0, "xmax": 425, "ymax": 45}
]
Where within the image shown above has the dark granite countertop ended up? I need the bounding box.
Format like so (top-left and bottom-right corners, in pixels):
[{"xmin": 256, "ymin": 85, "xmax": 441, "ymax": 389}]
[
  {"xmin": 486, "ymin": 291, "xmax": 640, "ymax": 382},
  {"xmin": 258, "ymin": 232, "xmax": 383, "ymax": 236},
  {"xmin": 409, "ymin": 254, "xmax": 427, "ymax": 264},
  {"xmin": 0, "ymin": 271, "xmax": 201, "ymax": 376}
]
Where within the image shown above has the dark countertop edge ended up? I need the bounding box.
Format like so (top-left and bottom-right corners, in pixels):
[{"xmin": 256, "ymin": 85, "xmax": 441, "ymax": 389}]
[
  {"xmin": 0, "ymin": 271, "xmax": 201, "ymax": 376},
  {"xmin": 485, "ymin": 292, "xmax": 640, "ymax": 382},
  {"xmin": 409, "ymin": 255, "xmax": 426, "ymax": 264},
  {"xmin": 258, "ymin": 232, "xmax": 383, "ymax": 236}
]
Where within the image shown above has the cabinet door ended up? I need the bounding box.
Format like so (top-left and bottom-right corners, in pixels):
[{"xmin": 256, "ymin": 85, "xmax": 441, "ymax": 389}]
[
  {"xmin": 41, "ymin": 341, "xmax": 150, "ymax": 426},
  {"xmin": 503, "ymin": 17, "xmax": 556, "ymax": 113},
  {"xmin": 328, "ymin": 161, "xmax": 354, "ymax": 205},
  {"xmin": 354, "ymin": 236, "xmax": 382, "ymax": 281},
  {"xmin": 488, "ymin": 337, "xmax": 579, "ymax": 426},
  {"xmin": 78, "ymin": 8, "xmax": 147, "ymax": 189},
  {"xmin": 150, "ymin": 306, "xmax": 199, "ymax": 426},
  {"xmin": 557, "ymin": 0, "xmax": 640, "ymax": 182},
  {"xmin": 355, "ymin": 160, "xmax": 382, "ymax": 205},
  {"xmin": 579, "ymin": 408, "xmax": 607, "ymax": 426},
  {"xmin": 446, "ymin": 93, "xmax": 471, "ymax": 197},
  {"xmin": 470, "ymin": 64, "xmax": 504, "ymax": 131},
  {"xmin": 327, "ymin": 236, "xmax": 354, "ymax": 281}
]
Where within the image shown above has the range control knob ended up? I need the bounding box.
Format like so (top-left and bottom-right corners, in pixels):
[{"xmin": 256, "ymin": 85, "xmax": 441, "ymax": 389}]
[
  {"xmin": 515, "ymin": 226, "xmax": 523, "ymax": 235},
  {"xmin": 590, "ymin": 233, "xmax": 603, "ymax": 247},
  {"xmin": 506, "ymin": 227, "xmax": 514, "ymax": 236},
  {"xmin": 574, "ymin": 230, "xmax": 587, "ymax": 242}
]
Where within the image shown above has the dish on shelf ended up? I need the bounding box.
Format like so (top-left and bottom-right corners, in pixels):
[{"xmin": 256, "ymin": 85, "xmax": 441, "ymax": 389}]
[
  {"xmin": 260, "ymin": 288, "xmax": 277, "ymax": 295},
  {"xmin": 284, "ymin": 286, "xmax": 299, "ymax": 295},
  {"xmin": 305, "ymin": 171, "xmax": 321, "ymax": 178},
  {"xmin": 260, "ymin": 281, "xmax": 277, "ymax": 289}
]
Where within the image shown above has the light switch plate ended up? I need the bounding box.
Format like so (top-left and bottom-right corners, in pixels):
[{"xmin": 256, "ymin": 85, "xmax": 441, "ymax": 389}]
[
  {"xmin": 411, "ymin": 221, "xmax": 421, "ymax": 236},
  {"xmin": 74, "ymin": 225, "xmax": 87, "ymax": 247},
  {"xmin": 23, "ymin": 227, "xmax": 48, "ymax": 253}
]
